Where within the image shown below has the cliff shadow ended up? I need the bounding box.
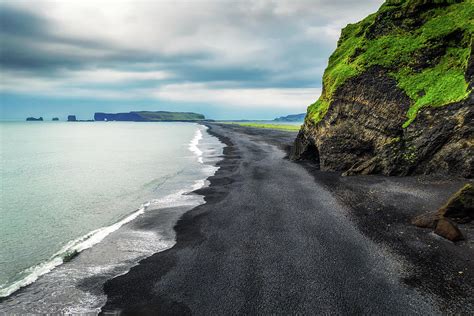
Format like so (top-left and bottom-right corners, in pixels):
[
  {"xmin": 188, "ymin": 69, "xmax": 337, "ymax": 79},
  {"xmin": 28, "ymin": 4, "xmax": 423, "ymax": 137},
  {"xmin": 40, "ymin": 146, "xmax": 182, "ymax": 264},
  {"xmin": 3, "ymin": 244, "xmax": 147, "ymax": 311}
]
[{"xmin": 294, "ymin": 142, "xmax": 321, "ymax": 169}]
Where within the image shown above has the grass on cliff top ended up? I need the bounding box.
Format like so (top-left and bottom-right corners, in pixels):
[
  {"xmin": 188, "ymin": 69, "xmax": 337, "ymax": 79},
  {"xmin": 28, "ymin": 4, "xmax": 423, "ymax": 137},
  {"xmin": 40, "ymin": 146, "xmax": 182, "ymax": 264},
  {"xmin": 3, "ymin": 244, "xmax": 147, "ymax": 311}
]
[
  {"xmin": 307, "ymin": 0, "xmax": 473, "ymax": 127},
  {"xmin": 223, "ymin": 122, "xmax": 301, "ymax": 131}
]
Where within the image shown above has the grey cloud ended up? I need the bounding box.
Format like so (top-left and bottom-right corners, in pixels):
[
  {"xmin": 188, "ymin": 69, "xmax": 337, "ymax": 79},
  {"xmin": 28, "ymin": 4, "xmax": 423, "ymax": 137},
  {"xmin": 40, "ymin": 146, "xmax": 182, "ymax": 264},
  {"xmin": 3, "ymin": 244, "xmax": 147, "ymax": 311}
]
[
  {"xmin": 0, "ymin": 4, "xmax": 213, "ymax": 75},
  {"xmin": 0, "ymin": 0, "xmax": 383, "ymax": 99},
  {"xmin": 0, "ymin": 4, "xmax": 105, "ymax": 71},
  {"xmin": 0, "ymin": 5, "xmax": 47, "ymax": 38}
]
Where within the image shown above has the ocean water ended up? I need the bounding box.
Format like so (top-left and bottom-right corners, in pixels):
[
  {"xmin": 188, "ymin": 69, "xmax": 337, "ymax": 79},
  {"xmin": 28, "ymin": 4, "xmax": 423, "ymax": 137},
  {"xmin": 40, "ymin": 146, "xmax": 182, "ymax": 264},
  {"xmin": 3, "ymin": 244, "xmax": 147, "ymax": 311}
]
[{"xmin": 0, "ymin": 121, "xmax": 223, "ymax": 313}]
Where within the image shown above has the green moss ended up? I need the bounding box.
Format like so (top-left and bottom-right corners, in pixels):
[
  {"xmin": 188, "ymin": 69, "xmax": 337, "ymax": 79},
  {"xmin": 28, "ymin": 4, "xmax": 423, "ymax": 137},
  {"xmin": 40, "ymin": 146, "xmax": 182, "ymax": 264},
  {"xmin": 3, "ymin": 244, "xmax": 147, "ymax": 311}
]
[
  {"xmin": 307, "ymin": 0, "xmax": 473, "ymax": 127},
  {"xmin": 397, "ymin": 47, "xmax": 471, "ymax": 126},
  {"xmin": 386, "ymin": 136, "xmax": 401, "ymax": 145},
  {"xmin": 402, "ymin": 145, "xmax": 418, "ymax": 163},
  {"xmin": 307, "ymin": 99, "xmax": 330, "ymax": 123}
]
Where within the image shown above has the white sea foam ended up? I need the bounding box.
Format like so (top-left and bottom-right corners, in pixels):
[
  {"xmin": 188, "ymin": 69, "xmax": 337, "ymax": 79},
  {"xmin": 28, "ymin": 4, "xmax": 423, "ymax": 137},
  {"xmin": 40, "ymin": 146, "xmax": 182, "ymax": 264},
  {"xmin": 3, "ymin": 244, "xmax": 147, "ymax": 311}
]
[
  {"xmin": 0, "ymin": 203, "xmax": 149, "ymax": 298},
  {"xmin": 189, "ymin": 127, "xmax": 204, "ymax": 163}
]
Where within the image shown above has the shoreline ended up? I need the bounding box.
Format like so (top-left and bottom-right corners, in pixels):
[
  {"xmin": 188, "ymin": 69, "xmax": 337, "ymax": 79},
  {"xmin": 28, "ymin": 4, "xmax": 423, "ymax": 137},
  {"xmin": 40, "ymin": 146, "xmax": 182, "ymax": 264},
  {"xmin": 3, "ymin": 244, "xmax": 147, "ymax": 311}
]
[
  {"xmin": 0, "ymin": 123, "xmax": 224, "ymax": 313},
  {"xmin": 100, "ymin": 123, "xmax": 474, "ymax": 314},
  {"xmin": 0, "ymin": 200, "xmax": 151, "ymax": 299}
]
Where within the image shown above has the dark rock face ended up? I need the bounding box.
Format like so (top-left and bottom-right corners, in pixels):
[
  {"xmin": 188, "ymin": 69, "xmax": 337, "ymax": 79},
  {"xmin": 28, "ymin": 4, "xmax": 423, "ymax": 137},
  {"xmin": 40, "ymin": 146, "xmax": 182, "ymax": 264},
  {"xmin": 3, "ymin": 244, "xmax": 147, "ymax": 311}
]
[
  {"xmin": 294, "ymin": 67, "xmax": 409, "ymax": 174},
  {"xmin": 52, "ymin": 117, "xmax": 59, "ymax": 121},
  {"xmin": 406, "ymin": 101, "xmax": 473, "ymax": 178},
  {"xmin": 292, "ymin": 66, "xmax": 473, "ymax": 178},
  {"xmin": 26, "ymin": 117, "xmax": 43, "ymax": 121},
  {"xmin": 67, "ymin": 115, "xmax": 77, "ymax": 122}
]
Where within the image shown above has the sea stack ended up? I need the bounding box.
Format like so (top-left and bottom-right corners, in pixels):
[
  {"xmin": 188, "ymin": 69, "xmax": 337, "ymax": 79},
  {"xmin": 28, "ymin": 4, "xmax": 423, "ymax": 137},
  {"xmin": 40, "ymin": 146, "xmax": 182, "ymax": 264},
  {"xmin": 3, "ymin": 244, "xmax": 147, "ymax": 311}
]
[{"xmin": 26, "ymin": 117, "xmax": 43, "ymax": 121}]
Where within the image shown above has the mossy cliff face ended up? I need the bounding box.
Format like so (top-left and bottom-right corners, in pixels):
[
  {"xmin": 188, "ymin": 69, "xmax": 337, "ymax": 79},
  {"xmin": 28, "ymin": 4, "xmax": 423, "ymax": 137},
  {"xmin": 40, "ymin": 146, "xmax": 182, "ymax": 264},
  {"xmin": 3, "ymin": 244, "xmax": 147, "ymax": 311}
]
[{"xmin": 293, "ymin": 0, "xmax": 473, "ymax": 178}]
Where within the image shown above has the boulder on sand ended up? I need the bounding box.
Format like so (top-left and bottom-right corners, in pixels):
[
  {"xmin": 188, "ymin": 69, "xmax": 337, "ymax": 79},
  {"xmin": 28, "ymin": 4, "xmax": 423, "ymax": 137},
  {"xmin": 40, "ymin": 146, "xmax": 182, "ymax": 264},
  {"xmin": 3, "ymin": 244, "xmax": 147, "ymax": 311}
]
[
  {"xmin": 434, "ymin": 218, "xmax": 464, "ymax": 242},
  {"xmin": 412, "ymin": 184, "xmax": 473, "ymax": 242},
  {"xmin": 438, "ymin": 184, "xmax": 474, "ymax": 224},
  {"xmin": 411, "ymin": 212, "xmax": 439, "ymax": 229}
]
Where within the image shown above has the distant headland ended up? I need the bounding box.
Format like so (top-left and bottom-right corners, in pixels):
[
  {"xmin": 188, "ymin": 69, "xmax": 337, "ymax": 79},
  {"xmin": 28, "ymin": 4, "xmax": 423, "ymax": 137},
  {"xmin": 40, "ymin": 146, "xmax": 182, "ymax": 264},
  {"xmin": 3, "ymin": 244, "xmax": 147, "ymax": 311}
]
[
  {"xmin": 65, "ymin": 115, "xmax": 93, "ymax": 122},
  {"xmin": 274, "ymin": 113, "xmax": 305, "ymax": 122},
  {"xmin": 94, "ymin": 111, "xmax": 205, "ymax": 122}
]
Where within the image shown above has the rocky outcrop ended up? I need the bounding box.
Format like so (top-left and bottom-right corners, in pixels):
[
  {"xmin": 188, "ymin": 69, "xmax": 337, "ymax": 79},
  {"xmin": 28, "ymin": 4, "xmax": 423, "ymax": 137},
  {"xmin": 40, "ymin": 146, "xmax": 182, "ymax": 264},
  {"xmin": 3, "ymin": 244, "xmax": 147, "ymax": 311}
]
[
  {"xmin": 26, "ymin": 117, "xmax": 43, "ymax": 121},
  {"xmin": 293, "ymin": 84, "xmax": 473, "ymax": 177},
  {"xmin": 439, "ymin": 184, "xmax": 473, "ymax": 223},
  {"xmin": 292, "ymin": 0, "xmax": 473, "ymax": 178},
  {"xmin": 434, "ymin": 218, "xmax": 465, "ymax": 242},
  {"xmin": 67, "ymin": 115, "xmax": 77, "ymax": 122},
  {"xmin": 412, "ymin": 184, "xmax": 473, "ymax": 241}
]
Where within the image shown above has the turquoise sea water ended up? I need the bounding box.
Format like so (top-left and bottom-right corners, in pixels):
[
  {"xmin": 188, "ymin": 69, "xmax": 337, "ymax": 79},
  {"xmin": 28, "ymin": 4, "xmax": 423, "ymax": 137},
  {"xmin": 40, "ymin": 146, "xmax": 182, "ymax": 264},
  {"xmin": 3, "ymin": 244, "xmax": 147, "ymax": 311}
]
[{"xmin": 0, "ymin": 121, "xmax": 222, "ymax": 312}]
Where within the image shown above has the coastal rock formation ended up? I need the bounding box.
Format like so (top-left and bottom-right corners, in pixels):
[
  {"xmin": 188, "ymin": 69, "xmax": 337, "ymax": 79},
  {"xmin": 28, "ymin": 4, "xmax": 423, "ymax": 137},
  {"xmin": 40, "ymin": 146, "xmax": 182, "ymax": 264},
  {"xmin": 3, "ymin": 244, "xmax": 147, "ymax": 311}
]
[
  {"xmin": 439, "ymin": 183, "xmax": 474, "ymax": 222},
  {"xmin": 434, "ymin": 218, "xmax": 464, "ymax": 241},
  {"xmin": 412, "ymin": 184, "xmax": 473, "ymax": 241},
  {"xmin": 94, "ymin": 111, "xmax": 205, "ymax": 122},
  {"xmin": 26, "ymin": 117, "xmax": 43, "ymax": 121},
  {"xmin": 67, "ymin": 115, "xmax": 77, "ymax": 122},
  {"xmin": 292, "ymin": 0, "xmax": 473, "ymax": 178}
]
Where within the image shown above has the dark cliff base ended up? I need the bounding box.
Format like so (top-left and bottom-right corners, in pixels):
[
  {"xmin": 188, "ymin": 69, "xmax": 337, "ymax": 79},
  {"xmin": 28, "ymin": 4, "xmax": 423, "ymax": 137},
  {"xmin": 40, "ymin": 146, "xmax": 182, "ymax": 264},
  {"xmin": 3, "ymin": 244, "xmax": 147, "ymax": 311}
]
[{"xmin": 101, "ymin": 124, "xmax": 473, "ymax": 315}]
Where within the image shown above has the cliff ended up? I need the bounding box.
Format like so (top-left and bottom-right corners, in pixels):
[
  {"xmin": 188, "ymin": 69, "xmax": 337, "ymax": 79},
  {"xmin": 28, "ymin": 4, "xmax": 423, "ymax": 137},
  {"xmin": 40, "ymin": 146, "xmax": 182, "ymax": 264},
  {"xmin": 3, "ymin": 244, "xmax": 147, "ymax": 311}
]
[
  {"xmin": 94, "ymin": 111, "xmax": 205, "ymax": 122},
  {"xmin": 293, "ymin": 0, "xmax": 473, "ymax": 178}
]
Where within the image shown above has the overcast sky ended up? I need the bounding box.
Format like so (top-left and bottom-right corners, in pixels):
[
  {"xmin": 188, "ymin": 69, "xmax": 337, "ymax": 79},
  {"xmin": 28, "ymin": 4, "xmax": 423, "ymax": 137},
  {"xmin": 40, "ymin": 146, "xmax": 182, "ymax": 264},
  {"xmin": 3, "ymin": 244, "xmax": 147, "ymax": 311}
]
[{"xmin": 0, "ymin": 0, "xmax": 382, "ymax": 120}]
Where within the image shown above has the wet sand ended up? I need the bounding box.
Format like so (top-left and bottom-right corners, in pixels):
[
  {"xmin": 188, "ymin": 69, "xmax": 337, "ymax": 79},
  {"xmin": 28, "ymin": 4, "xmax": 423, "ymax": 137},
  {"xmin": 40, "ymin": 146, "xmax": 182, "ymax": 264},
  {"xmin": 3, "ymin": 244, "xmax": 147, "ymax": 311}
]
[{"xmin": 101, "ymin": 123, "xmax": 474, "ymax": 315}]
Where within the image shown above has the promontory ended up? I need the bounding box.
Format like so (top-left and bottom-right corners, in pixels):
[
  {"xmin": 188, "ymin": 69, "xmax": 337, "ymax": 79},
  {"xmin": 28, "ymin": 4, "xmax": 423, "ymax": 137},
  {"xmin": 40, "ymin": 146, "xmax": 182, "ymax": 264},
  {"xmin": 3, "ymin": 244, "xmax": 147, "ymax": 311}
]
[{"xmin": 94, "ymin": 111, "xmax": 205, "ymax": 122}]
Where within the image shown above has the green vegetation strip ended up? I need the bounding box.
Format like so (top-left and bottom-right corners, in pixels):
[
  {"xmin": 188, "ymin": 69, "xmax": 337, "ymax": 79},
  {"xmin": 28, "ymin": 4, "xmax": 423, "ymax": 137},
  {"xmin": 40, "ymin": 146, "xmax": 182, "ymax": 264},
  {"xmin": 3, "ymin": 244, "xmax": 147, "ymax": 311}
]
[
  {"xmin": 307, "ymin": 0, "xmax": 473, "ymax": 127},
  {"xmin": 221, "ymin": 122, "xmax": 301, "ymax": 131}
]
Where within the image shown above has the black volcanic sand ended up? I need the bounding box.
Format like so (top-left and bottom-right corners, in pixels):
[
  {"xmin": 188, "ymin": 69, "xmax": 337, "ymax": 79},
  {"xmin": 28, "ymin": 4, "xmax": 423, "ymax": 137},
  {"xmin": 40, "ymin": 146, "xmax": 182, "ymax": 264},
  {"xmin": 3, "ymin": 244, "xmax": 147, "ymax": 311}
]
[{"xmin": 101, "ymin": 123, "xmax": 474, "ymax": 315}]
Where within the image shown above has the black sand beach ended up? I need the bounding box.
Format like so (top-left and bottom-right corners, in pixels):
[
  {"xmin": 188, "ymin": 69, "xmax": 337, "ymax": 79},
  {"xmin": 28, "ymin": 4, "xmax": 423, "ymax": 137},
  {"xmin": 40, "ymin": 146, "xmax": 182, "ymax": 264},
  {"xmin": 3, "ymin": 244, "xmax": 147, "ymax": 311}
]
[{"xmin": 101, "ymin": 123, "xmax": 474, "ymax": 315}]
